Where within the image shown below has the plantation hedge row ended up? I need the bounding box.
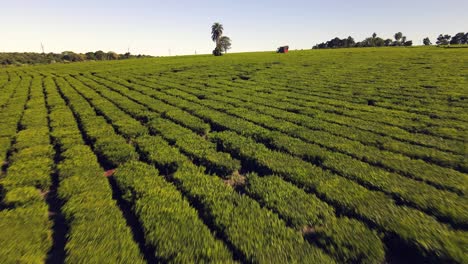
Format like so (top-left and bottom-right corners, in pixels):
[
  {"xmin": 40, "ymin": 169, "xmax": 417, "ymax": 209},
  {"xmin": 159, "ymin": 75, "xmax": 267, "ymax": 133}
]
[
  {"xmin": 0, "ymin": 75, "xmax": 52, "ymax": 263},
  {"xmin": 139, "ymin": 80, "xmax": 467, "ymax": 198},
  {"xmin": 98, "ymin": 75, "xmax": 467, "ymax": 225},
  {"xmin": 218, "ymin": 103, "xmax": 467, "ymax": 194},
  {"xmin": 245, "ymin": 174, "xmax": 385, "ymax": 264},
  {"xmin": 71, "ymin": 75, "xmax": 239, "ymax": 176},
  {"xmin": 147, "ymin": 118, "xmax": 240, "ymax": 177},
  {"xmin": 157, "ymin": 73, "xmax": 467, "ymax": 146},
  {"xmin": 74, "ymin": 75, "xmax": 155, "ymax": 122},
  {"xmin": 114, "ymin": 161, "xmax": 235, "ymax": 262},
  {"xmin": 0, "ymin": 74, "xmax": 20, "ymax": 108},
  {"xmin": 134, "ymin": 135, "xmax": 334, "ymax": 263},
  {"xmin": 44, "ymin": 76, "xmax": 146, "ymax": 263},
  {"xmin": 59, "ymin": 75, "xmax": 333, "ymax": 262},
  {"xmin": 210, "ymin": 131, "xmax": 467, "ymax": 263},
  {"xmin": 52, "ymin": 76, "xmax": 236, "ymax": 262},
  {"xmin": 83, "ymin": 74, "xmax": 210, "ymax": 135},
  {"xmin": 151, "ymin": 77, "xmax": 467, "ymax": 195},
  {"xmin": 181, "ymin": 73, "xmax": 466, "ymax": 144},
  {"xmin": 171, "ymin": 79, "xmax": 465, "ymax": 172},
  {"xmin": 55, "ymin": 77, "xmax": 138, "ymax": 167},
  {"xmin": 133, "ymin": 129, "xmax": 386, "ymax": 263},
  {"xmin": 65, "ymin": 76, "xmax": 148, "ymax": 139},
  {"xmin": 174, "ymin": 162, "xmax": 335, "ymax": 263},
  {"xmin": 0, "ymin": 76, "xmax": 30, "ymax": 165},
  {"xmin": 234, "ymin": 75, "xmax": 467, "ymax": 133},
  {"xmin": 176, "ymin": 96, "xmax": 468, "ymax": 225}
]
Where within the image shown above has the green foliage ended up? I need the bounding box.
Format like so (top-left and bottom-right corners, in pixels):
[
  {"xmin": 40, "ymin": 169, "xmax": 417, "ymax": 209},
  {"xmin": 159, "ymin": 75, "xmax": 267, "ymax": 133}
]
[
  {"xmin": 245, "ymin": 174, "xmax": 385, "ymax": 264},
  {"xmin": 213, "ymin": 47, "xmax": 223, "ymax": 56},
  {"xmin": 114, "ymin": 161, "xmax": 234, "ymax": 262},
  {"xmin": 210, "ymin": 131, "xmax": 467, "ymax": 262},
  {"xmin": 3, "ymin": 187, "xmax": 43, "ymax": 207},
  {"xmin": 0, "ymin": 204, "xmax": 52, "ymax": 264},
  {"xmin": 0, "ymin": 51, "xmax": 152, "ymax": 66},
  {"xmin": 135, "ymin": 135, "xmax": 187, "ymax": 173},
  {"xmin": 173, "ymin": 162, "xmax": 334, "ymax": 263},
  {"xmin": 1, "ymin": 47, "xmax": 466, "ymax": 263},
  {"xmin": 148, "ymin": 117, "xmax": 240, "ymax": 176}
]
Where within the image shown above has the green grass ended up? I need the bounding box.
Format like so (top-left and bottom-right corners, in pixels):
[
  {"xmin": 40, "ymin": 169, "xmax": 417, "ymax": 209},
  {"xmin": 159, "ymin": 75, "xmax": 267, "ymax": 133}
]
[{"xmin": 0, "ymin": 46, "xmax": 467, "ymax": 263}]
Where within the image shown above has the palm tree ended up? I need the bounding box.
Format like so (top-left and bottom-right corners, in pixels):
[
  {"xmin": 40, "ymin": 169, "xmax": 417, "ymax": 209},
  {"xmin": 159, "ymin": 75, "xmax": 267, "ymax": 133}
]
[{"xmin": 211, "ymin": 23, "xmax": 224, "ymax": 46}]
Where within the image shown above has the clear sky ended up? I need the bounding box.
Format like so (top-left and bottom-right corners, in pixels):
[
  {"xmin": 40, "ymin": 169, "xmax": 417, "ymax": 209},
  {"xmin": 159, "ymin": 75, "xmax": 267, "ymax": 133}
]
[{"xmin": 1, "ymin": 0, "xmax": 467, "ymax": 56}]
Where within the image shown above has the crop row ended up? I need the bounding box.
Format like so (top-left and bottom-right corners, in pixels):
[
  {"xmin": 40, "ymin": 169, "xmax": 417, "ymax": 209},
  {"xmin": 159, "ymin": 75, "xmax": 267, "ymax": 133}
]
[
  {"xmin": 0, "ymin": 76, "xmax": 30, "ymax": 166},
  {"xmin": 57, "ymin": 76, "xmax": 335, "ymax": 263},
  {"xmin": 205, "ymin": 74, "xmax": 467, "ymax": 141},
  {"xmin": 135, "ymin": 131, "xmax": 385, "ymax": 263},
  {"xmin": 67, "ymin": 73, "xmax": 378, "ymax": 263},
  {"xmin": 54, "ymin": 76, "xmax": 237, "ymax": 262},
  {"xmin": 130, "ymin": 77, "xmax": 467, "ymax": 197},
  {"xmin": 44, "ymin": 77, "xmax": 146, "ymax": 263},
  {"xmin": 209, "ymin": 131, "xmax": 467, "ymax": 263},
  {"xmin": 152, "ymin": 66, "xmax": 466, "ymax": 132},
  {"xmin": 55, "ymin": 78, "xmax": 139, "ymax": 167},
  {"xmin": 157, "ymin": 73, "xmax": 465, "ymax": 156},
  {"xmin": 82, "ymin": 74, "xmax": 209, "ymax": 135},
  {"xmin": 0, "ymin": 76, "xmax": 52, "ymax": 263},
  {"xmin": 161, "ymin": 98, "xmax": 468, "ymax": 227},
  {"xmin": 161, "ymin": 75, "xmax": 466, "ymax": 171},
  {"xmin": 90, "ymin": 74, "xmax": 468, "ymax": 225},
  {"xmin": 71, "ymin": 75, "xmax": 240, "ymax": 177},
  {"xmin": 64, "ymin": 74, "xmax": 466, "ymax": 262},
  {"xmin": 0, "ymin": 74, "xmax": 20, "ymax": 109},
  {"xmin": 242, "ymin": 72, "xmax": 468, "ymax": 125}
]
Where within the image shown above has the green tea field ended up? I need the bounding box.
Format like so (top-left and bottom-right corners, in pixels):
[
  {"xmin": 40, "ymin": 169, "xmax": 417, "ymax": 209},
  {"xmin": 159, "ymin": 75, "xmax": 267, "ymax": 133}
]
[{"xmin": 0, "ymin": 47, "xmax": 467, "ymax": 263}]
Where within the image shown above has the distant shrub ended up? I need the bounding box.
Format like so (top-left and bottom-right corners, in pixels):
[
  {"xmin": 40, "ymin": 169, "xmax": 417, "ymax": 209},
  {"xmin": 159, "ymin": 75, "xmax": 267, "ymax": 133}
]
[{"xmin": 213, "ymin": 47, "xmax": 223, "ymax": 56}]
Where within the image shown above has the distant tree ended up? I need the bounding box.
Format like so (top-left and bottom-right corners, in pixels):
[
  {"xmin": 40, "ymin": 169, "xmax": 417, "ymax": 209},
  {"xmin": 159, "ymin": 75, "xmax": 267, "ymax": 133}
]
[
  {"xmin": 394, "ymin": 32, "xmax": 403, "ymax": 42},
  {"xmin": 401, "ymin": 36, "xmax": 407, "ymax": 44},
  {"xmin": 374, "ymin": 37, "xmax": 385, "ymax": 47},
  {"xmin": 95, "ymin": 50, "xmax": 107, "ymax": 60},
  {"xmin": 212, "ymin": 46, "xmax": 223, "ymax": 56},
  {"xmin": 218, "ymin": 36, "xmax": 232, "ymax": 53},
  {"xmin": 107, "ymin": 51, "xmax": 119, "ymax": 60},
  {"xmin": 61, "ymin": 51, "xmax": 84, "ymax": 62},
  {"xmin": 403, "ymin": 40, "xmax": 413, "ymax": 46},
  {"xmin": 384, "ymin": 39, "xmax": 393, "ymax": 46},
  {"xmin": 436, "ymin": 34, "xmax": 451, "ymax": 45},
  {"xmin": 124, "ymin": 52, "xmax": 131, "ymax": 59},
  {"xmin": 372, "ymin": 32, "xmax": 377, "ymax": 39},
  {"xmin": 423, "ymin": 37, "xmax": 432, "ymax": 46},
  {"xmin": 346, "ymin": 36, "xmax": 355, "ymax": 47},
  {"xmin": 464, "ymin": 33, "xmax": 468, "ymax": 44},
  {"xmin": 85, "ymin": 52, "xmax": 96, "ymax": 60},
  {"xmin": 211, "ymin": 23, "xmax": 224, "ymax": 46},
  {"xmin": 211, "ymin": 22, "xmax": 226, "ymax": 56},
  {"xmin": 450, "ymin": 32, "xmax": 465, "ymax": 45}
]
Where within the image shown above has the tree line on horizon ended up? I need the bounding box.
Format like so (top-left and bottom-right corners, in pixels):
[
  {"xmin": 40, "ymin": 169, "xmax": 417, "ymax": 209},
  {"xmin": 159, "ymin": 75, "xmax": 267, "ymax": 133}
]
[
  {"xmin": 313, "ymin": 31, "xmax": 468, "ymax": 49},
  {"xmin": 0, "ymin": 50, "xmax": 152, "ymax": 66}
]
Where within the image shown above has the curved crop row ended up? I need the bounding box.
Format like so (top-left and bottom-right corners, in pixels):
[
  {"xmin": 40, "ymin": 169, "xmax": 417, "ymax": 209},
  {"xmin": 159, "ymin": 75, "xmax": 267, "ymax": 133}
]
[
  {"xmin": 210, "ymin": 131, "xmax": 467, "ymax": 263},
  {"xmin": 165, "ymin": 76, "xmax": 466, "ymax": 171},
  {"xmin": 44, "ymin": 77, "xmax": 146, "ymax": 263},
  {"xmin": 93, "ymin": 75, "xmax": 467, "ymax": 226},
  {"xmin": 0, "ymin": 76, "xmax": 52, "ymax": 263},
  {"xmin": 55, "ymin": 77, "xmax": 236, "ymax": 262}
]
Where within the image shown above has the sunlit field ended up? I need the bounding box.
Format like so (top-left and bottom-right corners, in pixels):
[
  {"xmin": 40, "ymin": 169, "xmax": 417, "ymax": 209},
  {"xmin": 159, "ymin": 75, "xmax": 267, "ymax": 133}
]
[{"xmin": 0, "ymin": 47, "xmax": 467, "ymax": 263}]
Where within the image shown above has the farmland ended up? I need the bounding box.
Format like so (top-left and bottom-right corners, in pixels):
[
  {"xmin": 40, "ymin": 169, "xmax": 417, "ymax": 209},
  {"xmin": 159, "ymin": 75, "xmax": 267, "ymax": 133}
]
[{"xmin": 0, "ymin": 47, "xmax": 467, "ymax": 263}]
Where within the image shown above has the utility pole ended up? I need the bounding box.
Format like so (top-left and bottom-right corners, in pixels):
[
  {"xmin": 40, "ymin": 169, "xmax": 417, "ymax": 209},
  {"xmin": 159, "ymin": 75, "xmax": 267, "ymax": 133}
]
[
  {"xmin": 41, "ymin": 43, "xmax": 45, "ymax": 54},
  {"xmin": 168, "ymin": 49, "xmax": 172, "ymax": 56}
]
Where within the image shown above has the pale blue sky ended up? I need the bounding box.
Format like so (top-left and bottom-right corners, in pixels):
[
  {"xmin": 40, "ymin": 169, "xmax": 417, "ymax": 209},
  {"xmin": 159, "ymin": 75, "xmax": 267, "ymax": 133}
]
[{"xmin": 1, "ymin": 0, "xmax": 466, "ymax": 56}]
